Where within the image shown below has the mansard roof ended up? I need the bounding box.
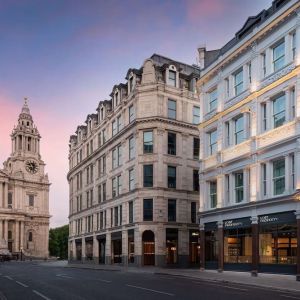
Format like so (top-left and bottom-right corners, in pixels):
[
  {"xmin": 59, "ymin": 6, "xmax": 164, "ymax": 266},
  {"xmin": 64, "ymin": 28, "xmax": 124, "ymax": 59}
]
[
  {"xmin": 125, "ymin": 68, "xmax": 142, "ymax": 80},
  {"xmin": 110, "ymin": 83, "xmax": 127, "ymax": 97},
  {"xmin": 204, "ymin": 0, "xmax": 292, "ymax": 69},
  {"xmin": 85, "ymin": 113, "xmax": 98, "ymax": 124},
  {"xmin": 96, "ymin": 100, "xmax": 112, "ymax": 111}
]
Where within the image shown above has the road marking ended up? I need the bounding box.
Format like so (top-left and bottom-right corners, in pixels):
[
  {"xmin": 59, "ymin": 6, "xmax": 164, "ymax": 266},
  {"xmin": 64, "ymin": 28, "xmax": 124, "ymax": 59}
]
[
  {"xmin": 15, "ymin": 281, "xmax": 28, "ymax": 288},
  {"xmin": 32, "ymin": 290, "xmax": 51, "ymax": 300},
  {"xmin": 3, "ymin": 276, "xmax": 13, "ymax": 281},
  {"xmin": 96, "ymin": 279, "xmax": 112, "ymax": 283},
  {"xmin": 56, "ymin": 274, "xmax": 73, "ymax": 279},
  {"xmin": 126, "ymin": 284, "xmax": 174, "ymax": 296},
  {"xmin": 280, "ymin": 295, "xmax": 300, "ymax": 299}
]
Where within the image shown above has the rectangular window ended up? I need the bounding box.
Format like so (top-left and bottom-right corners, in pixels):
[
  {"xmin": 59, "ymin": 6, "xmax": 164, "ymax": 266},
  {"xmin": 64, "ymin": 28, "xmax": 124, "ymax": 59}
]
[
  {"xmin": 112, "ymin": 120, "xmax": 117, "ymax": 136},
  {"xmin": 102, "ymin": 155, "xmax": 106, "ymax": 174},
  {"xmin": 273, "ymin": 40, "xmax": 285, "ymax": 72},
  {"xmin": 103, "ymin": 182, "xmax": 106, "ymax": 201},
  {"xmin": 143, "ymin": 199, "xmax": 153, "ymax": 221},
  {"xmin": 8, "ymin": 193, "xmax": 12, "ymax": 209},
  {"xmin": 291, "ymin": 87, "xmax": 295, "ymax": 119},
  {"xmin": 234, "ymin": 172, "xmax": 244, "ymax": 203},
  {"xmin": 234, "ymin": 115, "xmax": 244, "ymax": 145},
  {"xmin": 143, "ymin": 131, "xmax": 153, "ymax": 153},
  {"xmin": 98, "ymin": 185, "xmax": 101, "ymax": 203},
  {"xmin": 143, "ymin": 164, "xmax": 153, "ymax": 187},
  {"xmin": 112, "ymin": 177, "xmax": 117, "ymax": 198},
  {"xmin": 291, "ymin": 154, "xmax": 295, "ymax": 190},
  {"xmin": 248, "ymin": 62, "xmax": 252, "ymax": 84},
  {"xmin": 262, "ymin": 103, "xmax": 267, "ymax": 131},
  {"xmin": 129, "ymin": 201, "xmax": 133, "ymax": 224},
  {"xmin": 117, "ymin": 175, "xmax": 122, "ymax": 196},
  {"xmin": 168, "ymin": 166, "xmax": 176, "ymax": 188},
  {"xmin": 100, "ymin": 212, "xmax": 104, "ymax": 229},
  {"xmin": 273, "ymin": 94, "xmax": 285, "ymax": 128},
  {"xmin": 273, "ymin": 158, "xmax": 285, "ymax": 195},
  {"xmin": 102, "ymin": 129, "xmax": 106, "ymax": 144},
  {"xmin": 168, "ymin": 99, "xmax": 176, "ymax": 119},
  {"xmin": 167, "ymin": 132, "xmax": 176, "ymax": 155},
  {"xmin": 117, "ymin": 115, "xmax": 122, "ymax": 132},
  {"xmin": 29, "ymin": 195, "xmax": 34, "ymax": 207},
  {"xmin": 262, "ymin": 163, "xmax": 267, "ymax": 196},
  {"xmin": 209, "ymin": 130, "xmax": 217, "ymax": 155},
  {"xmin": 97, "ymin": 159, "xmax": 101, "ymax": 177},
  {"xmin": 191, "ymin": 202, "xmax": 197, "ymax": 223},
  {"xmin": 129, "ymin": 168, "xmax": 135, "ymax": 191},
  {"xmin": 169, "ymin": 70, "xmax": 176, "ymax": 87},
  {"xmin": 262, "ymin": 52, "xmax": 266, "ymax": 77},
  {"xmin": 86, "ymin": 191, "xmax": 90, "ymax": 208},
  {"xmin": 193, "ymin": 106, "xmax": 200, "ymax": 124},
  {"xmin": 168, "ymin": 199, "xmax": 176, "ymax": 222},
  {"xmin": 292, "ymin": 32, "xmax": 296, "ymax": 60},
  {"xmin": 114, "ymin": 207, "xmax": 118, "ymax": 227},
  {"xmin": 117, "ymin": 145, "xmax": 122, "ymax": 166},
  {"xmin": 98, "ymin": 133, "xmax": 101, "ymax": 148},
  {"xmin": 129, "ymin": 105, "xmax": 135, "ymax": 123},
  {"xmin": 112, "ymin": 149, "xmax": 117, "ymax": 169},
  {"xmin": 210, "ymin": 181, "xmax": 217, "ymax": 208},
  {"xmin": 129, "ymin": 136, "xmax": 135, "ymax": 159},
  {"xmin": 234, "ymin": 68, "xmax": 243, "ymax": 96},
  {"xmin": 209, "ymin": 89, "xmax": 217, "ymax": 112},
  {"xmin": 90, "ymin": 188, "xmax": 93, "ymax": 205},
  {"xmin": 225, "ymin": 174, "xmax": 230, "ymax": 203},
  {"xmin": 193, "ymin": 169, "xmax": 199, "ymax": 191},
  {"xmin": 225, "ymin": 122, "xmax": 230, "ymax": 147},
  {"xmin": 193, "ymin": 137, "xmax": 200, "ymax": 159}
]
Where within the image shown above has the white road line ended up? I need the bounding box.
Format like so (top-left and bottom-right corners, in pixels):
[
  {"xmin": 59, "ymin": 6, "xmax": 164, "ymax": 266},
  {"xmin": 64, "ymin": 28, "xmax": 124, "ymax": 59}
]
[
  {"xmin": 3, "ymin": 276, "xmax": 13, "ymax": 281},
  {"xmin": 32, "ymin": 290, "xmax": 51, "ymax": 300},
  {"xmin": 56, "ymin": 274, "xmax": 73, "ymax": 279},
  {"xmin": 15, "ymin": 281, "xmax": 28, "ymax": 288},
  {"xmin": 126, "ymin": 284, "xmax": 174, "ymax": 296},
  {"xmin": 280, "ymin": 295, "xmax": 300, "ymax": 299},
  {"xmin": 96, "ymin": 279, "xmax": 112, "ymax": 283}
]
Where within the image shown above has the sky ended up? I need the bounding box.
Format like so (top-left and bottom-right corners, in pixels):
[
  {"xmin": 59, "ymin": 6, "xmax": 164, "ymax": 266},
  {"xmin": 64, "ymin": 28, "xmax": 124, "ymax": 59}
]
[{"xmin": 0, "ymin": 0, "xmax": 272, "ymax": 228}]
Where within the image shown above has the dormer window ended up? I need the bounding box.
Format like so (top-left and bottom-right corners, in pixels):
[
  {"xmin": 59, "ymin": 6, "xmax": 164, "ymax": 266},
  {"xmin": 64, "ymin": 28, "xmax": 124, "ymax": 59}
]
[
  {"xmin": 115, "ymin": 91, "xmax": 119, "ymax": 107},
  {"xmin": 101, "ymin": 107, "xmax": 104, "ymax": 120},
  {"xmin": 129, "ymin": 76, "xmax": 134, "ymax": 92},
  {"xmin": 169, "ymin": 70, "xmax": 176, "ymax": 87}
]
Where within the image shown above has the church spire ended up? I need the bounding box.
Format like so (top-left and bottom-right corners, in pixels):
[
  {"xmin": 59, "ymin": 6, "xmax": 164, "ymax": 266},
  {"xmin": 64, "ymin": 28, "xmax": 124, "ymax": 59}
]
[{"xmin": 18, "ymin": 97, "xmax": 33, "ymax": 122}]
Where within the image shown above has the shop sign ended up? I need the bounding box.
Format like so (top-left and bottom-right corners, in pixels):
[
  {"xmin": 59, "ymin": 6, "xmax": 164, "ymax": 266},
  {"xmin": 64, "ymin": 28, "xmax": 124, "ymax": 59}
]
[
  {"xmin": 204, "ymin": 222, "xmax": 218, "ymax": 231},
  {"xmin": 259, "ymin": 211, "xmax": 295, "ymax": 225},
  {"xmin": 223, "ymin": 217, "xmax": 251, "ymax": 229}
]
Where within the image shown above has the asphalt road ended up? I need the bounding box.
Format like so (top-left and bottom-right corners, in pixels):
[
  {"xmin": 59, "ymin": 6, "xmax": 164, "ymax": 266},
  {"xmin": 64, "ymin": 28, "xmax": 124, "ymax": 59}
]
[{"xmin": 0, "ymin": 262, "xmax": 299, "ymax": 300}]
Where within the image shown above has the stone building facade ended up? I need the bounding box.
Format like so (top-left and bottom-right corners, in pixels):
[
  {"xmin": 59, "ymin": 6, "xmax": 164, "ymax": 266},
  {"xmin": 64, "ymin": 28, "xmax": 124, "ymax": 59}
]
[
  {"xmin": 68, "ymin": 54, "xmax": 201, "ymax": 267},
  {"xmin": 0, "ymin": 99, "xmax": 50, "ymax": 258},
  {"xmin": 197, "ymin": 0, "xmax": 300, "ymax": 279}
]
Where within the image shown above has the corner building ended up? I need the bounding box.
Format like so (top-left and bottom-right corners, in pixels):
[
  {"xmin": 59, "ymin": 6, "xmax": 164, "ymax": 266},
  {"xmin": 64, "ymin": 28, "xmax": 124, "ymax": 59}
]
[
  {"xmin": 68, "ymin": 54, "xmax": 201, "ymax": 267},
  {"xmin": 198, "ymin": 0, "xmax": 300, "ymax": 279},
  {"xmin": 0, "ymin": 100, "xmax": 50, "ymax": 258}
]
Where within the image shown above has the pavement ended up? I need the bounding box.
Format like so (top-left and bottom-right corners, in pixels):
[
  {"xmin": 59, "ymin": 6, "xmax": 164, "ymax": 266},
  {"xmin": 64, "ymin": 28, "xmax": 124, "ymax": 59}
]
[{"xmin": 66, "ymin": 261, "xmax": 300, "ymax": 294}]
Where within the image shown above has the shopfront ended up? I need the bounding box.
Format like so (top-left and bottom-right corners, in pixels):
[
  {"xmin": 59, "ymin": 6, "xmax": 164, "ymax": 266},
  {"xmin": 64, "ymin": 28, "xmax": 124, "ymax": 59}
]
[
  {"xmin": 189, "ymin": 229, "xmax": 200, "ymax": 266},
  {"xmin": 97, "ymin": 234, "xmax": 106, "ymax": 264},
  {"xmin": 128, "ymin": 229, "xmax": 134, "ymax": 264},
  {"xmin": 259, "ymin": 211, "xmax": 297, "ymax": 274},
  {"xmin": 166, "ymin": 228, "xmax": 178, "ymax": 265},
  {"xmin": 223, "ymin": 217, "xmax": 252, "ymax": 271},
  {"xmin": 204, "ymin": 222, "xmax": 218, "ymax": 269},
  {"xmin": 111, "ymin": 232, "xmax": 122, "ymax": 264}
]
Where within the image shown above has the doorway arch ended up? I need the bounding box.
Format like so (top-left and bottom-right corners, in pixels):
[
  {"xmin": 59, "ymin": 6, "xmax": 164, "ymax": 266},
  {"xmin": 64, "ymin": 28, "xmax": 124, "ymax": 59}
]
[{"xmin": 142, "ymin": 230, "xmax": 155, "ymax": 266}]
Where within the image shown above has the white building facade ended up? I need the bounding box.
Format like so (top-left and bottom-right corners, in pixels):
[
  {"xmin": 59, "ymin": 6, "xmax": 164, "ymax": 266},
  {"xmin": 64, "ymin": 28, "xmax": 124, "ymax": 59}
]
[
  {"xmin": 197, "ymin": 0, "xmax": 300, "ymax": 279},
  {"xmin": 0, "ymin": 100, "xmax": 50, "ymax": 258},
  {"xmin": 68, "ymin": 54, "xmax": 201, "ymax": 267}
]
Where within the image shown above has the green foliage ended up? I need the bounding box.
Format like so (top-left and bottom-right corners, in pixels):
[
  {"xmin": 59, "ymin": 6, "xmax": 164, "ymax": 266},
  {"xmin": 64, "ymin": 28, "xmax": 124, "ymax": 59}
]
[{"xmin": 49, "ymin": 225, "xmax": 69, "ymax": 259}]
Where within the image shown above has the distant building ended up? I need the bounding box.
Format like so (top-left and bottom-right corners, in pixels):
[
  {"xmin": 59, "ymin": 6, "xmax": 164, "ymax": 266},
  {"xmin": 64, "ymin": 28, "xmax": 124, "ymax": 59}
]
[
  {"xmin": 68, "ymin": 54, "xmax": 200, "ymax": 267},
  {"xmin": 0, "ymin": 99, "xmax": 50, "ymax": 258},
  {"xmin": 197, "ymin": 0, "xmax": 300, "ymax": 279}
]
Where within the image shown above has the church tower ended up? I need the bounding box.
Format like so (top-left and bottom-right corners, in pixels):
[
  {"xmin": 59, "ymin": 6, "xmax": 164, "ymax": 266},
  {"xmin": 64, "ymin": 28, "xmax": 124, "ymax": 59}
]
[{"xmin": 0, "ymin": 99, "xmax": 50, "ymax": 258}]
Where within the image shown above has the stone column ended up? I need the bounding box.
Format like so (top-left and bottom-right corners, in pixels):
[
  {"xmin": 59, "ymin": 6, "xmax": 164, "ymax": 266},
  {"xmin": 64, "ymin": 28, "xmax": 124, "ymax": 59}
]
[
  {"xmin": 15, "ymin": 221, "xmax": 19, "ymax": 252},
  {"xmin": 105, "ymin": 232, "xmax": 111, "ymax": 265},
  {"xmin": 0, "ymin": 220, "xmax": 3, "ymax": 240},
  {"xmin": 266, "ymin": 99, "xmax": 272, "ymax": 131},
  {"xmin": 4, "ymin": 220, "xmax": 8, "ymax": 242},
  {"xmin": 4, "ymin": 183, "xmax": 8, "ymax": 208},
  {"xmin": 251, "ymin": 216, "xmax": 259, "ymax": 277},
  {"xmin": 178, "ymin": 227, "xmax": 189, "ymax": 268},
  {"xmin": 0, "ymin": 183, "xmax": 3, "ymax": 208},
  {"xmin": 20, "ymin": 221, "xmax": 24, "ymax": 250},
  {"xmin": 249, "ymin": 163, "xmax": 258, "ymax": 202},
  {"xmin": 216, "ymin": 175, "xmax": 223, "ymax": 208},
  {"xmin": 199, "ymin": 224, "xmax": 205, "ymax": 270},
  {"xmin": 81, "ymin": 237, "xmax": 86, "ymax": 262},
  {"xmin": 122, "ymin": 230, "xmax": 128, "ymax": 267},
  {"xmin": 93, "ymin": 235, "xmax": 98, "ymax": 264},
  {"xmin": 217, "ymin": 221, "xmax": 224, "ymax": 272},
  {"xmin": 243, "ymin": 168, "xmax": 249, "ymax": 202},
  {"xmin": 295, "ymin": 211, "xmax": 300, "ymax": 281}
]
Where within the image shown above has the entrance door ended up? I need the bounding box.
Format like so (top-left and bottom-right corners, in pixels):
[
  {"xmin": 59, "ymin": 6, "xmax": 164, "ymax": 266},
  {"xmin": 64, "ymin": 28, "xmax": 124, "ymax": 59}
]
[
  {"xmin": 142, "ymin": 230, "xmax": 155, "ymax": 266},
  {"xmin": 98, "ymin": 240, "xmax": 106, "ymax": 264}
]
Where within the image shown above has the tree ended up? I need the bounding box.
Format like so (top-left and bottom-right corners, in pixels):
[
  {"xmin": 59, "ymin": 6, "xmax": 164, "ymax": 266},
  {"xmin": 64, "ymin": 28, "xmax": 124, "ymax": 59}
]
[{"xmin": 49, "ymin": 225, "xmax": 69, "ymax": 259}]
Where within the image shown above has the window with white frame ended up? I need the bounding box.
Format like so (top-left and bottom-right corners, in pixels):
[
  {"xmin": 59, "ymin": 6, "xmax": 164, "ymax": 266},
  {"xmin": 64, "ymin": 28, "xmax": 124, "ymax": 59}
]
[
  {"xmin": 129, "ymin": 105, "xmax": 135, "ymax": 123},
  {"xmin": 262, "ymin": 103, "xmax": 267, "ymax": 131},
  {"xmin": 143, "ymin": 131, "xmax": 153, "ymax": 153},
  {"xmin": 292, "ymin": 32, "xmax": 296, "ymax": 60},
  {"xmin": 209, "ymin": 88, "xmax": 217, "ymax": 112},
  {"xmin": 193, "ymin": 106, "xmax": 200, "ymax": 124},
  {"xmin": 209, "ymin": 181, "xmax": 217, "ymax": 208},
  {"xmin": 273, "ymin": 93, "xmax": 285, "ymax": 128},
  {"xmin": 234, "ymin": 172, "xmax": 244, "ymax": 203},
  {"xmin": 169, "ymin": 70, "xmax": 176, "ymax": 87},
  {"xmin": 273, "ymin": 158, "xmax": 285, "ymax": 195},
  {"xmin": 129, "ymin": 136, "xmax": 135, "ymax": 159},
  {"xmin": 273, "ymin": 40, "xmax": 285, "ymax": 72},
  {"xmin": 129, "ymin": 168, "xmax": 135, "ymax": 191},
  {"xmin": 168, "ymin": 99, "xmax": 176, "ymax": 119},
  {"xmin": 209, "ymin": 130, "xmax": 217, "ymax": 155},
  {"xmin": 234, "ymin": 68, "xmax": 243, "ymax": 96},
  {"xmin": 234, "ymin": 115, "xmax": 244, "ymax": 145}
]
